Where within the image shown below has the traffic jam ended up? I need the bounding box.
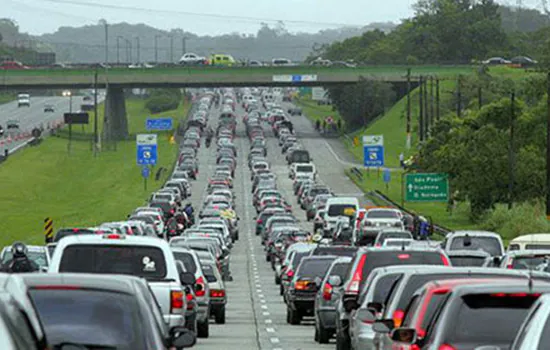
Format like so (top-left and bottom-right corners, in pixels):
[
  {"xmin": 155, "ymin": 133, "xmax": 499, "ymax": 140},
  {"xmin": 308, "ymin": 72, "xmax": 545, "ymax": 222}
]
[{"xmin": 2, "ymin": 87, "xmax": 550, "ymax": 350}]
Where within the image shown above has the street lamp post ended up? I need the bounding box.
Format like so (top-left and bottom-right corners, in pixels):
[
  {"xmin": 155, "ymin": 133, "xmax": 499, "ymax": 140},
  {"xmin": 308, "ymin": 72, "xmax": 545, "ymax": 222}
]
[
  {"xmin": 116, "ymin": 36, "xmax": 124, "ymax": 64},
  {"xmin": 125, "ymin": 39, "xmax": 132, "ymax": 63},
  {"xmin": 170, "ymin": 35, "xmax": 174, "ymax": 63},
  {"xmin": 135, "ymin": 37, "xmax": 140, "ymax": 64},
  {"xmin": 155, "ymin": 35, "xmax": 161, "ymax": 63}
]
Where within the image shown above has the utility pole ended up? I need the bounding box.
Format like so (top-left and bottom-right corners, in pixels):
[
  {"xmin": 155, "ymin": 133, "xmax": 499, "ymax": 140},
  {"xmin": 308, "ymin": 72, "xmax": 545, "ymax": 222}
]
[
  {"xmin": 546, "ymin": 72, "xmax": 550, "ymax": 219},
  {"xmin": 94, "ymin": 66, "xmax": 99, "ymax": 157},
  {"xmin": 155, "ymin": 35, "xmax": 161, "ymax": 63},
  {"xmin": 135, "ymin": 37, "xmax": 140, "ymax": 64},
  {"xmin": 436, "ymin": 78, "xmax": 440, "ymax": 120},
  {"xmin": 116, "ymin": 36, "xmax": 123, "ymax": 64},
  {"xmin": 406, "ymin": 68, "xmax": 411, "ymax": 149},
  {"xmin": 478, "ymin": 86, "xmax": 483, "ymax": 110},
  {"xmin": 125, "ymin": 39, "xmax": 132, "ymax": 63},
  {"xmin": 103, "ymin": 21, "xmax": 108, "ymax": 64},
  {"xmin": 418, "ymin": 76, "xmax": 424, "ymax": 142},
  {"xmin": 508, "ymin": 91, "xmax": 515, "ymax": 209},
  {"xmin": 170, "ymin": 35, "xmax": 174, "ymax": 63},
  {"xmin": 424, "ymin": 76, "xmax": 429, "ymax": 136},
  {"xmin": 430, "ymin": 76, "xmax": 434, "ymax": 126},
  {"xmin": 456, "ymin": 75, "xmax": 462, "ymax": 117},
  {"xmin": 182, "ymin": 36, "xmax": 187, "ymax": 55}
]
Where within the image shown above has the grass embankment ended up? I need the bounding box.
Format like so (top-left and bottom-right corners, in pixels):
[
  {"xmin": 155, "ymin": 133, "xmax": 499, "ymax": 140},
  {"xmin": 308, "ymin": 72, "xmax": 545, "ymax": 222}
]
[
  {"xmin": 0, "ymin": 98, "xmax": 189, "ymax": 246},
  {"xmin": 0, "ymin": 93, "xmax": 15, "ymax": 104},
  {"xmin": 295, "ymin": 97, "xmax": 342, "ymax": 125}
]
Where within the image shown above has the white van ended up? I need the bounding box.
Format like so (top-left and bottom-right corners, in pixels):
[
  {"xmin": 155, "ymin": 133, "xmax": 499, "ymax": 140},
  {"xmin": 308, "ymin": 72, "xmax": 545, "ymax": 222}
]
[
  {"xmin": 289, "ymin": 162, "xmax": 316, "ymax": 180},
  {"xmin": 323, "ymin": 197, "xmax": 360, "ymax": 235},
  {"xmin": 508, "ymin": 234, "xmax": 550, "ymax": 251}
]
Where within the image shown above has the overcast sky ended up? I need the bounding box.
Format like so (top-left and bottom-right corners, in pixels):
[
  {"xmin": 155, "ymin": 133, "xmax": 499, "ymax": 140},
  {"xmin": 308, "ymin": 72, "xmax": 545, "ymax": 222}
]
[{"xmin": 3, "ymin": 0, "xmax": 544, "ymax": 36}]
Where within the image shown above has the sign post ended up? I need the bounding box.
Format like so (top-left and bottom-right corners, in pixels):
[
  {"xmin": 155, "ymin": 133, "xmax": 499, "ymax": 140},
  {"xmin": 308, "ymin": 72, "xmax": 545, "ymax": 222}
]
[
  {"xmin": 141, "ymin": 165, "xmax": 150, "ymax": 191},
  {"xmin": 136, "ymin": 134, "xmax": 158, "ymax": 166},
  {"xmin": 146, "ymin": 118, "xmax": 173, "ymax": 131},
  {"xmin": 44, "ymin": 217, "xmax": 53, "ymax": 243},
  {"xmin": 64, "ymin": 112, "xmax": 89, "ymax": 155},
  {"xmin": 404, "ymin": 173, "xmax": 449, "ymax": 202},
  {"xmin": 363, "ymin": 135, "xmax": 385, "ymax": 169},
  {"xmin": 383, "ymin": 168, "xmax": 391, "ymax": 192}
]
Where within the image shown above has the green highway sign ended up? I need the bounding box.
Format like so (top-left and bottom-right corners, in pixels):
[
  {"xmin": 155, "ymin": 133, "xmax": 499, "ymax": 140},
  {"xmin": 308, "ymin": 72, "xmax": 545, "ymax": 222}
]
[{"xmin": 405, "ymin": 173, "xmax": 449, "ymax": 202}]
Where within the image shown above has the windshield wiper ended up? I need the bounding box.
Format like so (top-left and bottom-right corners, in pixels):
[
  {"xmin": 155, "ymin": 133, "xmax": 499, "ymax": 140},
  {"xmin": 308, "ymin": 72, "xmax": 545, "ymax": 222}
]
[{"xmin": 54, "ymin": 342, "xmax": 117, "ymax": 350}]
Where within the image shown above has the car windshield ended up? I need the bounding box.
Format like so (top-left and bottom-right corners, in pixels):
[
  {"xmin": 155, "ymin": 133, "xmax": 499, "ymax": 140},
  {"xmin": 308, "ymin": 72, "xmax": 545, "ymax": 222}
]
[
  {"xmin": 29, "ymin": 289, "xmax": 144, "ymax": 349},
  {"xmin": 445, "ymin": 293, "xmax": 539, "ymax": 347},
  {"xmin": 58, "ymin": 244, "xmax": 168, "ymax": 280},
  {"xmin": 1, "ymin": 250, "xmax": 48, "ymax": 268},
  {"xmin": 449, "ymin": 236, "xmax": 502, "ymax": 256}
]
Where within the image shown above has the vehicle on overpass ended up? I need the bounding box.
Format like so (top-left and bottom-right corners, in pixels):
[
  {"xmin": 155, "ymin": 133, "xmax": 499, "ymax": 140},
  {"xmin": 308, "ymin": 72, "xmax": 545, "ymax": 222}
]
[
  {"xmin": 179, "ymin": 53, "xmax": 208, "ymax": 65},
  {"xmin": 0, "ymin": 60, "xmax": 29, "ymax": 70},
  {"xmin": 209, "ymin": 54, "xmax": 236, "ymax": 67},
  {"xmin": 17, "ymin": 93, "xmax": 30, "ymax": 107}
]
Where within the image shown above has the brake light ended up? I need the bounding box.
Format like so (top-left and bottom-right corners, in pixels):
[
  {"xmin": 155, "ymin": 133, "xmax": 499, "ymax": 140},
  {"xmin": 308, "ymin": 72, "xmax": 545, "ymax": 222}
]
[
  {"xmin": 32, "ymin": 285, "xmax": 81, "ymax": 290},
  {"xmin": 72, "ymin": 228, "xmax": 79, "ymax": 232},
  {"xmin": 295, "ymin": 280, "xmax": 310, "ymax": 290},
  {"xmin": 322, "ymin": 282, "xmax": 333, "ymax": 301},
  {"xmin": 346, "ymin": 254, "xmax": 367, "ymax": 295},
  {"xmin": 170, "ymin": 290, "xmax": 184, "ymax": 313},
  {"xmin": 195, "ymin": 276, "xmax": 206, "ymax": 297},
  {"xmin": 506, "ymin": 258, "xmax": 514, "ymax": 269},
  {"xmin": 438, "ymin": 345, "xmax": 456, "ymax": 350},
  {"xmin": 490, "ymin": 293, "xmax": 541, "ymax": 297},
  {"xmin": 398, "ymin": 254, "xmax": 410, "ymax": 260},
  {"xmin": 393, "ymin": 309, "xmax": 405, "ymax": 328},
  {"xmin": 170, "ymin": 209, "xmax": 175, "ymax": 214},
  {"xmin": 440, "ymin": 254, "xmax": 451, "ymax": 266},
  {"xmin": 210, "ymin": 289, "xmax": 226, "ymax": 298},
  {"xmin": 186, "ymin": 293, "xmax": 194, "ymax": 310},
  {"xmin": 286, "ymin": 269, "xmax": 294, "ymax": 278},
  {"xmin": 103, "ymin": 234, "xmax": 124, "ymax": 239},
  {"xmin": 126, "ymin": 227, "xmax": 132, "ymax": 235}
]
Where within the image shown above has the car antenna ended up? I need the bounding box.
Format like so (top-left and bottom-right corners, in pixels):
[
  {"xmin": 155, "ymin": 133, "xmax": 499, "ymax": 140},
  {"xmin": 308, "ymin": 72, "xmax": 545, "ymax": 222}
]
[{"xmin": 401, "ymin": 239, "xmax": 406, "ymax": 251}]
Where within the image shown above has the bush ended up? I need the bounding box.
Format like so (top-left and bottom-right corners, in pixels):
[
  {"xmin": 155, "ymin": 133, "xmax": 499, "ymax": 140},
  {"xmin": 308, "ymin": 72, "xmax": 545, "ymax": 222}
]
[
  {"xmin": 145, "ymin": 95, "xmax": 180, "ymax": 114},
  {"xmin": 480, "ymin": 200, "xmax": 550, "ymax": 242}
]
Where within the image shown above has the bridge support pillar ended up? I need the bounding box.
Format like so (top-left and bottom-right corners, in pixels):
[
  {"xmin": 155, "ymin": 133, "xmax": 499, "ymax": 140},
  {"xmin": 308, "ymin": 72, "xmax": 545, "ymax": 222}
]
[{"xmin": 103, "ymin": 86, "xmax": 128, "ymax": 142}]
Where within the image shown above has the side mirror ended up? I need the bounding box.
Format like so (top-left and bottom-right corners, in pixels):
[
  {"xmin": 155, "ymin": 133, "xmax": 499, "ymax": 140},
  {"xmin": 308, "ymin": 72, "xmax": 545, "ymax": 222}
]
[
  {"xmin": 253, "ymin": 216, "xmax": 257, "ymax": 220},
  {"xmin": 372, "ymin": 319, "xmax": 393, "ymax": 333},
  {"xmin": 169, "ymin": 326, "xmax": 197, "ymax": 348},
  {"xmin": 390, "ymin": 327, "xmax": 417, "ymax": 345},
  {"xmin": 40, "ymin": 266, "xmax": 48, "ymax": 273},
  {"xmin": 492, "ymin": 256, "xmax": 502, "ymax": 266},
  {"xmin": 367, "ymin": 301, "xmax": 383, "ymax": 313},
  {"xmin": 179, "ymin": 271, "xmax": 196, "ymax": 286},
  {"xmin": 327, "ymin": 275, "xmax": 342, "ymax": 287}
]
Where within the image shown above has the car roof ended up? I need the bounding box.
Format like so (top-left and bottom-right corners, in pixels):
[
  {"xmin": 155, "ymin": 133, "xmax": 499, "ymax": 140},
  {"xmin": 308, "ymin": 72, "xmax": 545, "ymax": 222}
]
[
  {"xmin": 505, "ymin": 250, "xmax": 550, "ymax": 257},
  {"xmin": 446, "ymin": 249, "xmax": 491, "ymax": 257},
  {"xmin": 16, "ymin": 273, "xmax": 142, "ymax": 294},
  {"xmin": 448, "ymin": 230, "xmax": 501, "ymax": 237}
]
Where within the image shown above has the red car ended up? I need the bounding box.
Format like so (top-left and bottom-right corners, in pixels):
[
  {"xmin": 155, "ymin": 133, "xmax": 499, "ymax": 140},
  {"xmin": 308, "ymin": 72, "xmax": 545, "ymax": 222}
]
[{"xmin": 0, "ymin": 61, "xmax": 29, "ymax": 69}]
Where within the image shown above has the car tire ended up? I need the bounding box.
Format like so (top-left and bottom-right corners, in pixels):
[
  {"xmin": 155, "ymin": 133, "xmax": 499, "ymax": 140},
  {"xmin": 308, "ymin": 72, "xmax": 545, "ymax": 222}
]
[
  {"xmin": 288, "ymin": 306, "xmax": 301, "ymax": 325},
  {"xmin": 314, "ymin": 326, "xmax": 320, "ymax": 342},
  {"xmin": 275, "ymin": 274, "xmax": 281, "ymax": 285},
  {"xmin": 336, "ymin": 329, "xmax": 351, "ymax": 350},
  {"xmin": 197, "ymin": 319, "xmax": 209, "ymax": 338},
  {"xmin": 215, "ymin": 307, "xmax": 226, "ymax": 324},
  {"xmin": 318, "ymin": 324, "xmax": 331, "ymax": 344}
]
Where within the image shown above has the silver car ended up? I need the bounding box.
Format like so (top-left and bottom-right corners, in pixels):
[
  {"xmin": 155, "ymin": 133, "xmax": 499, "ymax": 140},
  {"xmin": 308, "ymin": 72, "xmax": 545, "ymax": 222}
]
[
  {"xmin": 511, "ymin": 293, "xmax": 550, "ymax": 349},
  {"xmin": 201, "ymin": 260, "xmax": 227, "ymax": 324}
]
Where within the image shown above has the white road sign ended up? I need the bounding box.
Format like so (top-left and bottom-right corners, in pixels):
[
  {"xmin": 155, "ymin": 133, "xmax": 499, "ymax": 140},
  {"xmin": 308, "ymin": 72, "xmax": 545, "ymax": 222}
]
[
  {"xmin": 362, "ymin": 135, "xmax": 384, "ymax": 146},
  {"xmin": 136, "ymin": 134, "xmax": 158, "ymax": 146}
]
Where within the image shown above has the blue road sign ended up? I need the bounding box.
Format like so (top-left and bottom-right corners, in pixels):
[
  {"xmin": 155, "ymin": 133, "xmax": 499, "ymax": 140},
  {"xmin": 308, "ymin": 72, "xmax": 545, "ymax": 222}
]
[
  {"xmin": 383, "ymin": 168, "xmax": 391, "ymax": 183},
  {"xmin": 137, "ymin": 145, "xmax": 157, "ymax": 165},
  {"xmin": 146, "ymin": 118, "xmax": 173, "ymax": 131},
  {"xmin": 363, "ymin": 145, "xmax": 385, "ymax": 167},
  {"xmin": 292, "ymin": 75, "xmax": 302, "ymax": 82},
  {"xmin": 141, "ymin": 165, "xmax": 150, "ymax": 178}
]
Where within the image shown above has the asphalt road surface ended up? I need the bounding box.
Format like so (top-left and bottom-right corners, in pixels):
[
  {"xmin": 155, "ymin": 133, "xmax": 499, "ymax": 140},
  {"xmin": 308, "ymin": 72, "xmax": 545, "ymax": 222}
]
[
  {"xmin": 0, "ymin": 96, "xmax": 86, "ymax": 154},
  {"xmin": 186, "ymin": 103, "xmax": 369, "ymax": 350}
]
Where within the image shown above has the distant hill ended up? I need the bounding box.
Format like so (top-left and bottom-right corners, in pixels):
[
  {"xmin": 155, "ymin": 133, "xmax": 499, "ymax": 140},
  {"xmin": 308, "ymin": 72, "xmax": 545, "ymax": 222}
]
[{"xmin": 35, "ymin": 21, "xmax": 396, "ymax": 63}]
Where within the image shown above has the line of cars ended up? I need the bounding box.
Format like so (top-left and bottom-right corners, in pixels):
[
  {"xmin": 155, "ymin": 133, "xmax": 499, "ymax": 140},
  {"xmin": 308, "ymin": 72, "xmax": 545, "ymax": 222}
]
[
  {"xmin": 0, "ymin": 92, "xmax": 234, "ymax": 349},
  {"xmin": 246, "ymin": 100, "xmax": 550, "ymax": 349}
]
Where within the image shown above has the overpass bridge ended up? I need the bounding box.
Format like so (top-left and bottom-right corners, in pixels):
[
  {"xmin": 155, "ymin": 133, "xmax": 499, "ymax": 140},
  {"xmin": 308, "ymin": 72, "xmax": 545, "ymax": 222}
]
[{"xmin": 0, "ymin": 65, "xmax": 473, "ymax": 142}]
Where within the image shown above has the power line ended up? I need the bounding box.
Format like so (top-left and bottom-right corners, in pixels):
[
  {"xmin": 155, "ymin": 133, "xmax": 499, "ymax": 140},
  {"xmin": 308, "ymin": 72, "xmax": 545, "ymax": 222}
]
[{"xmin": 32, "ymin": 0, "xmax": 364, "ymax": 27}]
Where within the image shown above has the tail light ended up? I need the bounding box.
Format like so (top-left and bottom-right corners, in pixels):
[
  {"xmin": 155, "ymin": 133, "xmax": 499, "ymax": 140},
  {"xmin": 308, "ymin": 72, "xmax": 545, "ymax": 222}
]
[
  {"xmin": 322, "ymin": 282, "xmax": 333, "ymax": 301},
  {"xmin": 170, "ymin": 290, "xmax": 184, "ymax": 313},
  {"xmin": 346, "ymin": 254, "xmax": 367, "ymax": 295},
  {"xmin": 506, "ymin": 258, "xmax": 514, "ymax": 269},
  {"xmin": 393, "ymin": 309, "xmax": 405, "ymax": 328},
  {"xmin": 295, "ymin": 280, "xmax": 310, "ymax": 290},
  {"xmin": 438, "ymin": 345, "xmax": 456, "ymax": 350},
  {"xmin": 440, "ymin": 254, "xmax": 451, "ymax": 266},
  {"xmin": 103, "ymin": 234, "xmax": 124, "ymax": 239},
  {"xmin": 186, "ymin": 293, "xmax": 194, "ymax": 310},
  {"xmin": 210, "ymin": 289, "xmax": 226, "ymax": 298},
  {"xmin": 170, "ymin": 209, "xmax": 175, "ymax": 214},
  {"xmin": 375, "ymin": 243, "xmax": 381, "ymax": 247},
  {"xmin": 286, "ymin": 269, "xmax": 294, "ymax": 278},
  {"xmin": 126, "ymin": 227, "xmax": 132, "ymax": 235},
  {"xmin": 195, "ymin": 276, "xmax": 206, "ymax": 297},
  {"xmin": 256, "ymin": 219, "xmax": 263, "ymax": 224}
]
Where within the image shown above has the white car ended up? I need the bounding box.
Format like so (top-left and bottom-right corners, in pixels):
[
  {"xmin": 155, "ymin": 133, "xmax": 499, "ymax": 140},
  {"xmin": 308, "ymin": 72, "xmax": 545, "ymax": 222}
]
[{"xmin": 179, "ymin": 52, "xmax": 207, "ymax": 65}]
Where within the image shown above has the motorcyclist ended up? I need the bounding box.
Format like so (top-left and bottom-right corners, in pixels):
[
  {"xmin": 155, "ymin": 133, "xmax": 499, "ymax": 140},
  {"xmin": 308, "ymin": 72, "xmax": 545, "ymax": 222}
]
[
  {"xmin": 184, "ymin": 203, "xmax": 195, "ymax": 225},
  {"xmin": 2, "ymin": 242, "xmax": 39, "ymax": 273},
  {"xmin": 165, "ymin": 216, "xmax": 179, "ymax": 239}
]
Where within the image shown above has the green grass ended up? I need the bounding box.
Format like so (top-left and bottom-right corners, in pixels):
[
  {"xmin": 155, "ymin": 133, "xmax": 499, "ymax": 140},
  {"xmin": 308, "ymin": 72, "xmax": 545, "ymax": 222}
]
[
  {"xmin": 0, "ymin": 98, "xmax": 189, "ymax": 247},
  {"xmin": 295, "ymin": 98, "xmax": 342, "ymax": 125},
  {"xmin": 347, "ymin": 169, "xmax": 478, "ymax": 230},
  {"xmin": 0, "ymin": 93, "xmax": 15, "ymax": 104}
]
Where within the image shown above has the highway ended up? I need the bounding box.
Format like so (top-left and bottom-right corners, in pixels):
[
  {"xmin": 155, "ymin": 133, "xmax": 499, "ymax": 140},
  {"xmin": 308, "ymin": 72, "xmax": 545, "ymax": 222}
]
[
  {"xmin": 186, "ymin": 102, "xmax": 368, "ymax": 349},
  {"xmin": 0, "ymin": 95, "xmax": 89, "ymax": 154}
]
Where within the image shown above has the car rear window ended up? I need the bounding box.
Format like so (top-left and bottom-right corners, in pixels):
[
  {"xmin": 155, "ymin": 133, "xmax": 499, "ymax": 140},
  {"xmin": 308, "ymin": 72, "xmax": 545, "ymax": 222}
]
[
  {"xmin": 361, "ymin": 251, "xmax": 447, "ymax": 285},
  {"xmin": 297, "ymin": 258, "xmax": 336, "ymax": 279},
  {"xmin": 329, "ymin": 262, "xmax": 351, "ymax": 278},
  {"xmin": 172, "ymin": 251, "xmax": 197, "ymax": 274},
  {"xmin": 511, "ymin": 256, "xmax": 549, "ymax": 270},
  {"xmin": 291, "ymin": 251, "xmax": 313, "ymax": 268},
  {"xmin": 449, "ymin": 236, "xmax": 502, "ymax": 256},
  {"xmin": 374, "ymin": 274, "xmax": 403, "ymax": 304},
  {"xmin": 58, "ymin": 245, "xmax": 167, "ymax": 279},
  {"xmin": 367, "ymin": 210, "xmax": 399, "ymax": 219},
  {"xmin": 449, "ymin": 256, "xmax": 487, "ymax": 267},
  {"xmin": 312, "ymin": 246, "xmax": 358, "ymax": 257},
  {"xmin": 420, "ymin": 292, "xmax": 448, "ymax": 330},
  {"xmin": 29, "ymin": 289, "xmax": 143, "ymax": 348},
  {"xmin": 296, "ymin": 165, "xmax": 313, "ymax": 173},
  {"xmin": 201, "ymin": 264, "xmax": 218, "ymax": 283},
  {"xmin": 327, "ymin": 204, "xmax": 356, "ymax": 217},
  {"xmin": 446, "ymin": 293, "xmax": 539, "ymax": 346},
  {"xmin": 291, "ymin": 150, "xmax": 310, "ymax": 163},
  {"xmin": 2, "ymin": 250, "xmax": 48, "ymax": 268},
  {"xmin": 379, "ymin": 232, "xmax": 412, "ymax": 243}
]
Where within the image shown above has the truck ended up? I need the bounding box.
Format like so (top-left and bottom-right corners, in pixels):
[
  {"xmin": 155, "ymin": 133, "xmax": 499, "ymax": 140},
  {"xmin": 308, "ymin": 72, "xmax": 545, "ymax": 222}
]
[{"xmin": 17, "ymin": 93, "xmax": 30, "ymax": 107}]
